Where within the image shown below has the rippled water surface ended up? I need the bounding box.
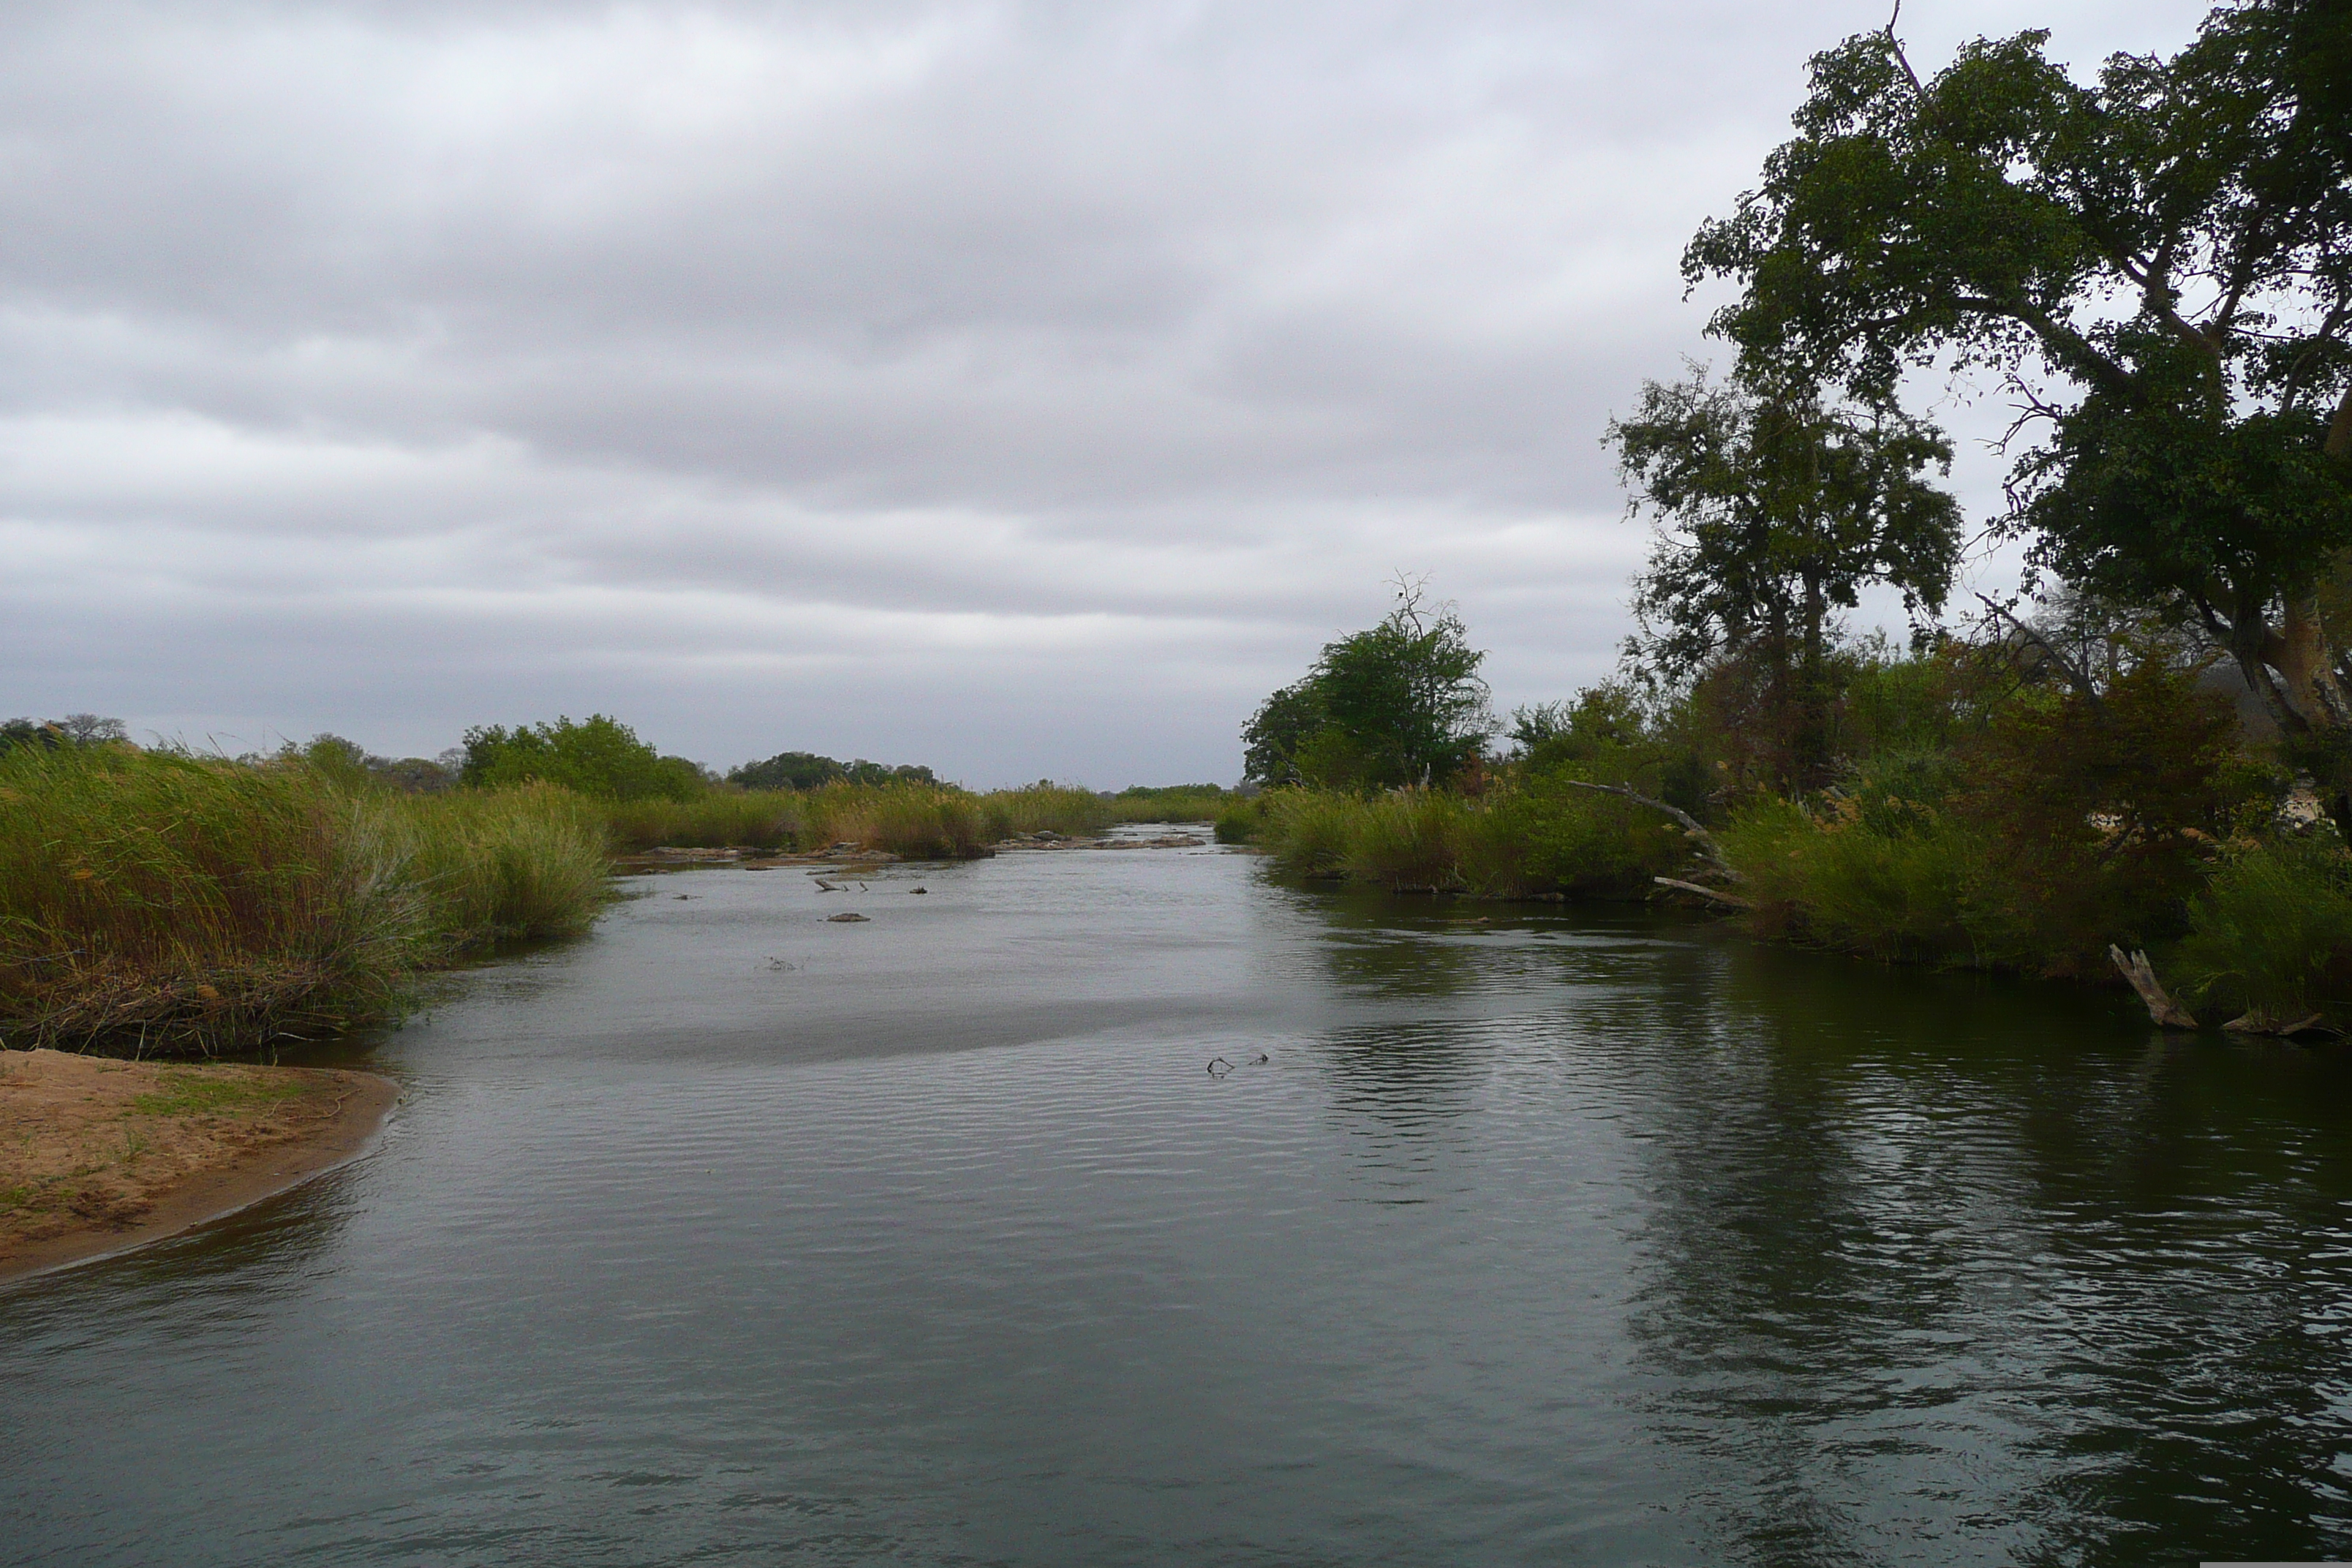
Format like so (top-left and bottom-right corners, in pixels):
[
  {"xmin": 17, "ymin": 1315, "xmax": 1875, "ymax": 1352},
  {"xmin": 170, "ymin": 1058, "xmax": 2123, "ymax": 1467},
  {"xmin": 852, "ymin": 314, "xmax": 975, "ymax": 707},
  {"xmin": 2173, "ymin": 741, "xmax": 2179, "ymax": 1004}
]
[{"xmin": 12, "ymin": 833, "xmax": 2352, "ymax": 1565}]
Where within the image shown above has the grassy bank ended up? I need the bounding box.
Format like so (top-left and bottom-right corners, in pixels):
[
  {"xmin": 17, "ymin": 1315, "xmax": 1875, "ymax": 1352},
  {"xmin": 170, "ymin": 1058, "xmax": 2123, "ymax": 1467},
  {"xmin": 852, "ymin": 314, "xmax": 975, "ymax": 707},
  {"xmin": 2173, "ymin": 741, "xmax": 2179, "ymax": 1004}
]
[
  {"xmin": 1228, "ymin": 651, "xmax": 2352, "ymax": 1032},
  {"xmin": 601, "ymin": 781, "xmax": 1177, "ymax": 856},
  {"xmin": 604, "ymin": 783, "xmax": 1088, "ymax": 856},
  {"xmin": 1106, "ymin": 784, "xmax": 1229, "ymax": 823},
  {"xmin": 1242, "ymin": 780, "xmax": 1688, "ymax": 898},
  {"xmin": 0, "ymin": 745, "xmax": 607, "ymax": 1056}
]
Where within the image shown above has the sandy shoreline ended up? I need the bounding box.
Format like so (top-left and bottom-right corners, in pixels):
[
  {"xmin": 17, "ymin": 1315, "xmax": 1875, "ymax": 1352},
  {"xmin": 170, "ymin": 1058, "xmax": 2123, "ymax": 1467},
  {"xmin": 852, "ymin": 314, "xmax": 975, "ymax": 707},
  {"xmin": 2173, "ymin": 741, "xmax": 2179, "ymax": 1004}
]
[{"xmin": 0, "ymin": 1049, "xmax": 398, "ymax": 1283}]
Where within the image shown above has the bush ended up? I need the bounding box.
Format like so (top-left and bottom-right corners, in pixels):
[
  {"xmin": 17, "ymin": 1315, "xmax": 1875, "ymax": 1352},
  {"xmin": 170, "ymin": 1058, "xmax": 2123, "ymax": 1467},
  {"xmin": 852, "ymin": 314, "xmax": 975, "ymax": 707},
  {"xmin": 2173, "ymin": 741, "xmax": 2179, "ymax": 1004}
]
[
  {"xmin": 2174, "ymin": 835, "xmax": 2352, "ymax": 1025},
  {"xmin": 1262, "ymin": 791, "xmax": 1362, "ymax": 876},
  {"xmin": 461, "ymin": 715, "xmax": 705, "ymax": 802},
  {"xmin": 1214, "ymin": 797, "xmax": 1267, "ymax": 844},
  {"xmin": 1110, "ymin": 785, "xmax": 1228, "ymax": 823},
  {"xmin": 0, "ymin": 745, "xmax": 423, "ymax": 1053},
  {"xmin": 1345, "ymin": 789, "xmax": 1471, "ymax": 889},
  {"xmin": 401, "ymin": 785, "xmax": 611, "ymax": 951},
  {"xmin": 1251, "ymin": 778, "xmax": 1692, "ymax": 897},
  {"xmin": 1723, "ymin": 799, "xmax": 1994, "ymax": 964},
  {"xmin": 800, "ymin": 783, "xmax": 989, "ymax": 859},
  {"xmin": 1467, "ymin": 774, "xmax": 1689, "ymax": 897}
]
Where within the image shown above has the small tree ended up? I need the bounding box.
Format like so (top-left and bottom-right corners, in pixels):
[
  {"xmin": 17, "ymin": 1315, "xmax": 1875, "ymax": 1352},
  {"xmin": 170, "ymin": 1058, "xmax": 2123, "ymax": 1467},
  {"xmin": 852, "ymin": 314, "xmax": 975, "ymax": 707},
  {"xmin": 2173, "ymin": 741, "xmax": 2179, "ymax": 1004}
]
[
  {"xmin": 1607, "ymin": 368, "xmax": 1961, "ymax": 789},
  {"xmin": 461, "ymin": 715, "xmax": 704, "ymax": 802},
  {"xmin": 1241, "ymin": 583, "xmax": 1494, "ymax": 790}
]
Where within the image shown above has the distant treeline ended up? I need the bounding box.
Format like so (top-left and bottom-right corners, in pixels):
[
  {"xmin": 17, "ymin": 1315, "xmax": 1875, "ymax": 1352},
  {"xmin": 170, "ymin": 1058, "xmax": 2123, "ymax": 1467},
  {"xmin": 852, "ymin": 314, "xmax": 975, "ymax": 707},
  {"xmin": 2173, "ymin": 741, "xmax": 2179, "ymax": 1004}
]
[{"xmin": 728, "ymin": 750, "xmax": 938, "ymax": 791}]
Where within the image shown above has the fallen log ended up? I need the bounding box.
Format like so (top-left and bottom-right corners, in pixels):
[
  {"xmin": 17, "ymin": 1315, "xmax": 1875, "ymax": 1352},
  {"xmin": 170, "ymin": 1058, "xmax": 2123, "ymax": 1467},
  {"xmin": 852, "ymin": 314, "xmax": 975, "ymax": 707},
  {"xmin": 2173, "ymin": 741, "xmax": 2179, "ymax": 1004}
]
[
  {"xmin": 2108, "ymin": 945, "xmax": 2198, "ymax": 1030},
  {"xmin": 1654, "ymin": 876, "xmax": 1752, "ymax": 910},
  {"xmin": 2221, "ymin": 1008, "xmax": 2337, "ymax": 1039}
]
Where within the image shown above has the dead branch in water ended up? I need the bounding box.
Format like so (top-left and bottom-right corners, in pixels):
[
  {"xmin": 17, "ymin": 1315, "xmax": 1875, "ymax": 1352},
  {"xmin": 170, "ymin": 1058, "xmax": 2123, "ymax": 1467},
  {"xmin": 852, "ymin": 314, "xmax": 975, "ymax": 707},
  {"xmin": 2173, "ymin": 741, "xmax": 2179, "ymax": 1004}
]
[
  {"xmin": 1653, "ymin": 877, "xmax": 1753, "ymax": 910},
  {"xmin": 2108, "ymin": 945, "xmax": 2198, "ymax": 1030},
  {"xmin": 1561, "ymin": 781, "xmax": 1740, "ymax": 881}
]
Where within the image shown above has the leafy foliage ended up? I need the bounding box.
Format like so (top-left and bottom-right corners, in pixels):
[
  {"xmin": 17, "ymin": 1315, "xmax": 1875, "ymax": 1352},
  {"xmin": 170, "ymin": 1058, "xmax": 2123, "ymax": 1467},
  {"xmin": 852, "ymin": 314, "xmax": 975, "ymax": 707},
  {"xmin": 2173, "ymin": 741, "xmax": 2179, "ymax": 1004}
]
[
  {"xmin": 1684, "ymin": 1, "xmax": 2352, "ymax": 815},
  {"xmin": 1243, "ymin": 584, "xmax": 1493, "ymax": 789},
  {"xmin": 1607, "ymin": 367, "xmax": 1961, "ymax": 788},
  {"xmin": 727, "ymin": 750, "xmax": 938, "ymax": 791},
  {"xmin": 461, "ymin": 715, "xmax": 706, "ymax": 802}
]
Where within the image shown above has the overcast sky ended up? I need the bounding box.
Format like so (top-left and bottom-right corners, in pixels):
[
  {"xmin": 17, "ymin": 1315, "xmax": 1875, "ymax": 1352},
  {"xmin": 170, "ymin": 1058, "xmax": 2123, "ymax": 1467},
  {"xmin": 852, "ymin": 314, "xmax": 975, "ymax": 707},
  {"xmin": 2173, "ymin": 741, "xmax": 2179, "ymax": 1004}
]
[{"xmin": 0, "ymin": 0, "xmax": 2213, "ymax": 785}]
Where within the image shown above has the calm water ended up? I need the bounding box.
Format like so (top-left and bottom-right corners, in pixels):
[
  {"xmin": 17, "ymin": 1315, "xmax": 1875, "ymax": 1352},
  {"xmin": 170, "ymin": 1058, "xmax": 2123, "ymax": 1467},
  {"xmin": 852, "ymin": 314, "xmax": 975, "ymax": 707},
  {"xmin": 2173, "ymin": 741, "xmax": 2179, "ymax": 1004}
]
[{"xmin": 10, "ymin": 832, "xmax": 2352, "ymax": 1566}]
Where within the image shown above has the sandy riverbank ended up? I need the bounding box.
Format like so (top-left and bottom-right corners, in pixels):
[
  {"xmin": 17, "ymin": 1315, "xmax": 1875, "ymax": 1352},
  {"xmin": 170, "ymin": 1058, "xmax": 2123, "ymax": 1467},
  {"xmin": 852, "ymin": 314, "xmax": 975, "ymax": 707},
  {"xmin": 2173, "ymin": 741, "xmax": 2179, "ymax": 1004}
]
[{"xmin": 0, "ymin": 1049, "xmax": 397, "ymax": 1282}]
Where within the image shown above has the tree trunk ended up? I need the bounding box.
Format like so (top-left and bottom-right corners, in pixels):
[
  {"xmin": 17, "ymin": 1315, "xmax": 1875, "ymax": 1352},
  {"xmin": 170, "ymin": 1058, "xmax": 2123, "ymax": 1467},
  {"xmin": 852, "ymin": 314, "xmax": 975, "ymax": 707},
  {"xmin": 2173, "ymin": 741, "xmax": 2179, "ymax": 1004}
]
[
  {"xmin": 2215, "ymin": 391, "xmax": 2352, "ymax": 839},
  {"xmin": 1795, "ymin": 568, "xmax": 1831, "ymax": 791}
]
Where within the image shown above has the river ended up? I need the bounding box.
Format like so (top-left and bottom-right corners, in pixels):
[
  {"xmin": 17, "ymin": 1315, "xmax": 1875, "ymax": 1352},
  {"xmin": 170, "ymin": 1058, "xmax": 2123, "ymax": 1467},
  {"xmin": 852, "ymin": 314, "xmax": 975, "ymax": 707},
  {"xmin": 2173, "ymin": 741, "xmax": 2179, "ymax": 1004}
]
[{"xmin": 9, "ymin": 829, "xmax": 2352, "ymax": 1565}]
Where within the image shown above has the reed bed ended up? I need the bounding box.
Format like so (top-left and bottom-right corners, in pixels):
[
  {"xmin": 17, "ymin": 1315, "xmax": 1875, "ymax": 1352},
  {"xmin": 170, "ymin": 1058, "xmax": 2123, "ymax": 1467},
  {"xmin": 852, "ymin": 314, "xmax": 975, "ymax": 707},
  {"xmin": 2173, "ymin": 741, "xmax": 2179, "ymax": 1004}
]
[
  {"xmin": 603, "ymin": 782, "xmax": 1117, "ymax": 857},
  {"xmin": 1251, "ymin": 782, "xmax": 1687, "ymax": 897},
  {"xmin": 0, "ymin": 747, "xmax": 608, "ymax": 1056},
  {"xmin": 1107, "ymin": 785, "xmax": 1229, "ymax": 823},
  {"xmin": 979, "ymin": 785, "xmax": 1112, "ymax": 839}
]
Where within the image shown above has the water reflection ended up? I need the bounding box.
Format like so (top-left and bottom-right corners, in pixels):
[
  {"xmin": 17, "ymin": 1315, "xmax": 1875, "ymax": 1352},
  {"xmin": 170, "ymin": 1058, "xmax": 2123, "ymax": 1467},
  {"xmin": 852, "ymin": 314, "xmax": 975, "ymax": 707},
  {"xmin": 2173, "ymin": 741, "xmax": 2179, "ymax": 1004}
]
[
  {"xmin": 12, "ymin": 851, "xmax": 2352, "ymax": 1566},
  {"xmin": 1613, "ymin": 942, "xmax": 2352, "ymax": 1564}
]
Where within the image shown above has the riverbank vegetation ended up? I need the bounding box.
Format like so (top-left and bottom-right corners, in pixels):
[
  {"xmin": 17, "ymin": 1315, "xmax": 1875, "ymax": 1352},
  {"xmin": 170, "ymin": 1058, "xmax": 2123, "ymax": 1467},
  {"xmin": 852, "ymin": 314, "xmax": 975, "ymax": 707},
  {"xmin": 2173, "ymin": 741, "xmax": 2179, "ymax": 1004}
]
[
  {"xmin": 0, "ymin": 742, "xmax": 608, "ymax": 1055},
  {"xmin": 1231, "ymin": 0, "xmax": 2352, "ymax": 1035},
  {"xmin": 0, "ymin": 710, "xmax": 1226, "ymax": 1052}
]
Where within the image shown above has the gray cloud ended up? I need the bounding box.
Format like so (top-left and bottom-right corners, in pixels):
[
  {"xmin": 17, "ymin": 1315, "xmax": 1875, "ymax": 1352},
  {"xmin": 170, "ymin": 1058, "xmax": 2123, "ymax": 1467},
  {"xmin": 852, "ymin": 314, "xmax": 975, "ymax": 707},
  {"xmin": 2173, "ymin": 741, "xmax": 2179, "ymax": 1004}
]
[{"xmin": 0, "ymin": 0, "xmax": 2211, "ymax": 783}]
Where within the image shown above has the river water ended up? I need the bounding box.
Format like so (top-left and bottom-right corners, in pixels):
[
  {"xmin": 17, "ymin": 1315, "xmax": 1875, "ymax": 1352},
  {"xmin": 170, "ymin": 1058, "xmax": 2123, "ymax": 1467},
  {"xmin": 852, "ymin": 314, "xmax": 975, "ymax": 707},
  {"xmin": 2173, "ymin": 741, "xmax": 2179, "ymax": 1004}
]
[{"xmin": 10, "ymin": 831, "xmax": 2352, "ymax": 1565}]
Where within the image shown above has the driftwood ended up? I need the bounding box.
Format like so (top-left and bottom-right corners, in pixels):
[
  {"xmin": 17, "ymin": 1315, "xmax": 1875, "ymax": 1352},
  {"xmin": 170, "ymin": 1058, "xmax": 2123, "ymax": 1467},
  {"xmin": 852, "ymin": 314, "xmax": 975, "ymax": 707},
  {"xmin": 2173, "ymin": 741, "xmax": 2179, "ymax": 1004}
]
[
  {"xmin": 2222, "ymin": 1008, "xmax": 2337, "ymax": 1039},
  {"xmin": 1562, "ymin": 782, "xmax": 1741, "ymax": 882},
  {"xmin": 2108, "ymin": 946, "xmax": 2198, "ymax": 1030},
  {"xmin": 1653, "ymin": 877, "xmax": 1752, "ymax": 910}
]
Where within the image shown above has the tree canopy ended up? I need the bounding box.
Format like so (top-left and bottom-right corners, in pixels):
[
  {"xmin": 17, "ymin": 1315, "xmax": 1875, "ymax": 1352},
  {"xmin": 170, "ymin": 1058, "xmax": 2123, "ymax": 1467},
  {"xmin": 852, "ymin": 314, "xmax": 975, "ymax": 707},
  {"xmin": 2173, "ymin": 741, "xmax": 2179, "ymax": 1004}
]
[
  {"xmin": 1243, "ymin": 585, "xmax": 1493, "ymax": 790},
  {"xmin": 1684, "ymin": 0, "xmax": 2352, "ymax": 816},
  {"xmin": 1607, "ymin": 367, "xmax": 1961, "ymax": 786},
  {"xmin": 460, "ymin": 715, "xmax": 706, "ymax": 801},
  {"xmin": 727, "ymin": 751, "xmax": 938, "ymax": 791}
]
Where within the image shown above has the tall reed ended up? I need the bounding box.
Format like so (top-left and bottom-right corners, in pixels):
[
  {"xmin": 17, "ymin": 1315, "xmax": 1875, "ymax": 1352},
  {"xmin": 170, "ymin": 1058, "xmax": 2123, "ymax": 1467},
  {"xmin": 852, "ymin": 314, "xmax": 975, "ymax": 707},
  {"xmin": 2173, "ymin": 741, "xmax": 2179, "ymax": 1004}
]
[
  {"xmin": 603, "ymin": 791, "xmax": 806, "ymax": 851},
  {"xmin": 980, "ymin": 785, "xmax": 1112, "ymax": 838},
  {"xmin": 0, "ymin": 747, "xmax": 610, "ymax": 1055},
  {"xmin": 400, "ymin": 784, "xmax": 611, "ymax": 951}
]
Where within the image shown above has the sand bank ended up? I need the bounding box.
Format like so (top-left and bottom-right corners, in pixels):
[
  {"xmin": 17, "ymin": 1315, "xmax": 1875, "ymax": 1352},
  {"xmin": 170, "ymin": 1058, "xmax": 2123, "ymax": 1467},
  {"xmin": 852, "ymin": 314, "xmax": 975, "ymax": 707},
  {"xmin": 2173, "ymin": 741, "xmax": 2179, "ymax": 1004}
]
[{"xmin": 0, "ymin": 1048, "xmax": 396, "ymax": 1282}]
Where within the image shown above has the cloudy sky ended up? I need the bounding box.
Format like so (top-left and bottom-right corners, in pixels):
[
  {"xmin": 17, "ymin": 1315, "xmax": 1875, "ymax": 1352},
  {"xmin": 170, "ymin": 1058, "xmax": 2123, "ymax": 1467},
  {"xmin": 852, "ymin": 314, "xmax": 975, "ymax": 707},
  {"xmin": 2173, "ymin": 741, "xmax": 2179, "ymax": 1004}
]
[{"xmin": 0, "ymin": 0, "xmax": 2212, "ymax": 785}]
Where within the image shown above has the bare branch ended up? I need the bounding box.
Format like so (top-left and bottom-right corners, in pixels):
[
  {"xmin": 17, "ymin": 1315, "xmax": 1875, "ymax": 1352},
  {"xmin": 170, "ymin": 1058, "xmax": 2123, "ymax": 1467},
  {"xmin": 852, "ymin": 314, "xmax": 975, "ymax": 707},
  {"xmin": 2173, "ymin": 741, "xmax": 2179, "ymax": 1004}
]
[
  {"xmin": 1975, "ymin": 594, "xmax": 2107, "ymax": 716},
  {"xmin": 2109, "ymin": 946, "xmax": 2198, "ymax": 1030},
  {"xmin": 2278, "ymin": 290, "xmax": 2351, "ymax": 412},
  {"xmin": 1561, "ymin": 780, "xmax": 1740, "ymax": 881},
  {"xmin": 1884, "ymin": 1, "xmax": 1923, "ymax": 92}
]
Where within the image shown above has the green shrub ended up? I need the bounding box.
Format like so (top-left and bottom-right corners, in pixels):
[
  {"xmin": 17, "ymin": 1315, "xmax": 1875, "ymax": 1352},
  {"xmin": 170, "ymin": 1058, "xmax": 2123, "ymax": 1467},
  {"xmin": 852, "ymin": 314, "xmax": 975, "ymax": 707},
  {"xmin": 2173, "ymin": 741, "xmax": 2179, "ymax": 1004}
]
[
  {"xmin": 0, "ymin": 745, "xmax": 423, "ymax": 1054},
  {"xmin": 401, "ymin": 785, "xmax": 611, "ymax": 951},
  {"xmin": 1468, "ymin": 775, "xmax": 1689, "ymax": 897},
  {"xmin": 1724, "ymin": 799, "xmax": 1996, "ymax": 964},
  {"xmin": 1262, "ymin": 791, "xmax": 1361, "ymax": 876},
  {"xmin": 461, "ymin": 715, "xmax": 704, "ymax": 802},
  {"xmin": 1110, "ymin": 785, "xmax": 1228, "ymax": 823},
  {"xmin": 1213, "ymin": 797, "xmax": 1267, "ymax": 844},
  {"xmin": 2174, "ymin": 835, "xmax": 2352, "ymax": 1025}
]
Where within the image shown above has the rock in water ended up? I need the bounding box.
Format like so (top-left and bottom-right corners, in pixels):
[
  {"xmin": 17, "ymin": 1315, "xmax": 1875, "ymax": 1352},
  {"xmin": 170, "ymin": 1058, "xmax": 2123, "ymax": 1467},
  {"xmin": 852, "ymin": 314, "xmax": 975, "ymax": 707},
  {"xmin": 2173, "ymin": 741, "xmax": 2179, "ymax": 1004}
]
[{"xmin": 827, "ymin": 912, "xmax": 870, "ymax": 923}]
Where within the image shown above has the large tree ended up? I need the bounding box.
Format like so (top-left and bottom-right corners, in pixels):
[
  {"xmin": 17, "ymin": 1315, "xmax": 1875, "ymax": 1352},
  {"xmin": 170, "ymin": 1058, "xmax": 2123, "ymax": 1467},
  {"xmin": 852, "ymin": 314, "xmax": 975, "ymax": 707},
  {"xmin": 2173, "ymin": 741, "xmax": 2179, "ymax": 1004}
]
[
  {"xmin": 1607, "ymin": 368, "xmax": 1961, "ymax": 788},
  {"xmin": 1685, "ymin": 0, "xmax": 2352, "ymax": 823}
]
